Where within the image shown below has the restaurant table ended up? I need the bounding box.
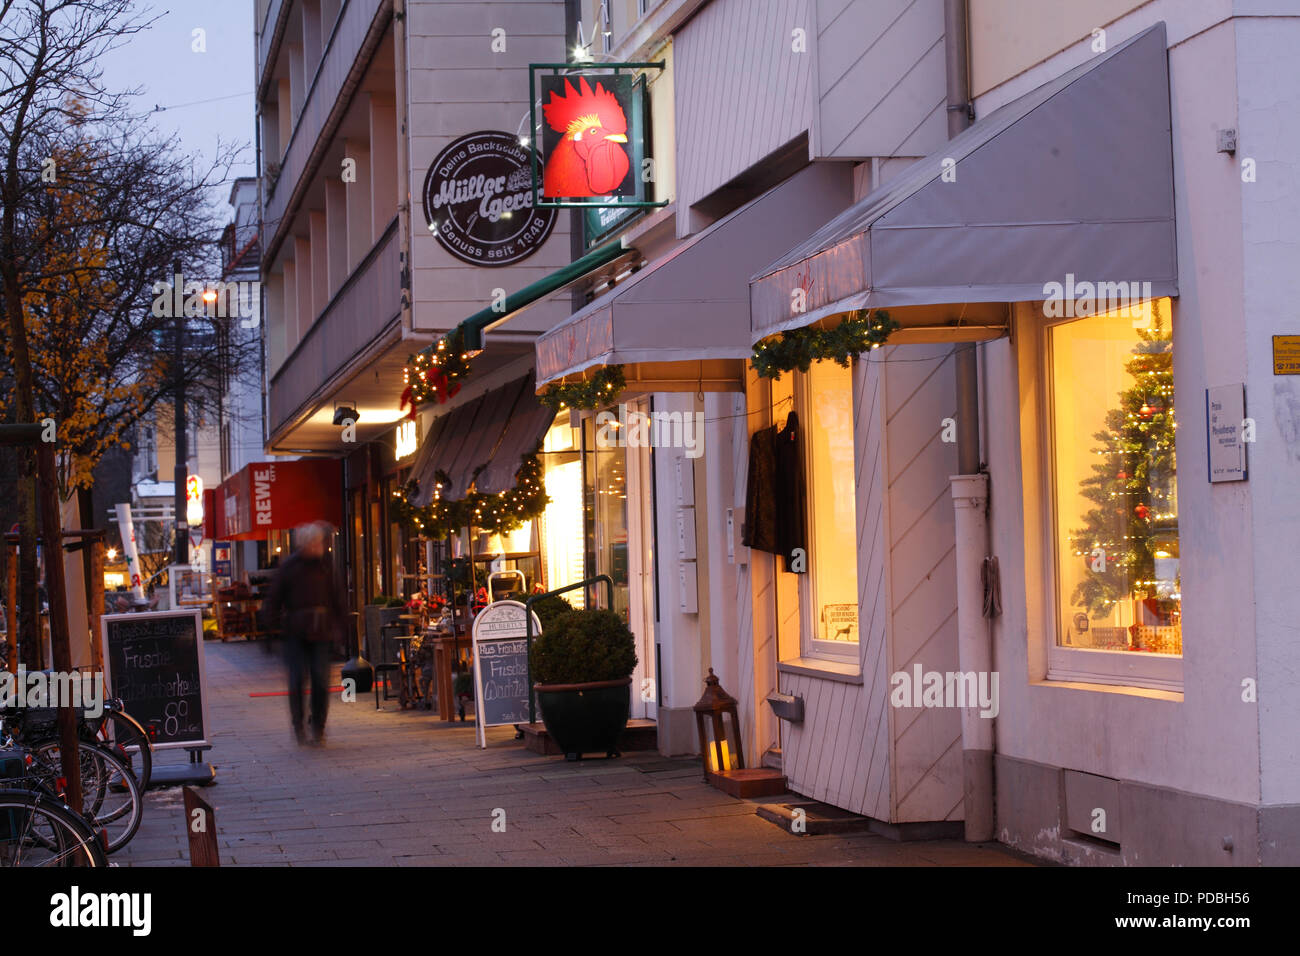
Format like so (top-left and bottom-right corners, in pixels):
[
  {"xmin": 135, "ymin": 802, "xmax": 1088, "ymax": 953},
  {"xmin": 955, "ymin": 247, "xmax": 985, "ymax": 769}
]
[{"xmin": 430, "ymin": 632, "xmax": 472, "ymax": 721}]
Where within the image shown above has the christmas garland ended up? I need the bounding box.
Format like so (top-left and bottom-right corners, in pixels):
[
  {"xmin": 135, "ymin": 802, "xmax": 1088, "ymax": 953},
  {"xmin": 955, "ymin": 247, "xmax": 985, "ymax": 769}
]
[
  {"xmin": 539, "ymin": 365, "xmax": 626, "ymax": 412},
  {"xmin": 391, "ymin": 454, "xmax": 550, "ymax": 539},
  {"xmin": 400, "ymin": 326, "xmax": 473, "ymax": 418},
  {"xmin": 750, "ymin": 310, "xmax": 898, "ymax": 379}
]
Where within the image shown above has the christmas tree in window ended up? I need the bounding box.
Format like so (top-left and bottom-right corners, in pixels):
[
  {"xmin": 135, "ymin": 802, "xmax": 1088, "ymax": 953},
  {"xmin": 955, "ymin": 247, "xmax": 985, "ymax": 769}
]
[{"xmin": 1069, "ymin": 300, "xmax": 1181, "ymax": 653}]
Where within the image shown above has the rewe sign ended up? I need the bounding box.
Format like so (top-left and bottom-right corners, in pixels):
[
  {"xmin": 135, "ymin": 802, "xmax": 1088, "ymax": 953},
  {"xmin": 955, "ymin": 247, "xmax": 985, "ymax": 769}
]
[
  {"xmin": 253, "ymin": 463, "xmax": 275, "ymax": 526},
  {"xmin": 218, "ymin": 459, "xmax": 342, "ymax": 540}
]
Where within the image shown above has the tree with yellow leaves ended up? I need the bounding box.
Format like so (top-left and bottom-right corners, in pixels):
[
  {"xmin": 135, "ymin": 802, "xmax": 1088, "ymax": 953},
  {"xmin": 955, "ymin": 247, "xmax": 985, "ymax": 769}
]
[{"xmin": 0, "ymin": 2, "xmax": 245, "ymax": 676}]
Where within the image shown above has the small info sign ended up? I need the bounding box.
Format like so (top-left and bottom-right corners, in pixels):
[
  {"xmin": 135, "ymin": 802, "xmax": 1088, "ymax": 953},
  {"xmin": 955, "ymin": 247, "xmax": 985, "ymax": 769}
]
[
  {"xmin": 1272, "ymin": 335, "xmax": 1300, "ymax": 375},
  {"xmin": 471, "ymin": 600, "xmax": 543, "ymax": 749},
  {"xmin": 1206, "ymin": 384, "xmax": 1247, "ymax": 483}
]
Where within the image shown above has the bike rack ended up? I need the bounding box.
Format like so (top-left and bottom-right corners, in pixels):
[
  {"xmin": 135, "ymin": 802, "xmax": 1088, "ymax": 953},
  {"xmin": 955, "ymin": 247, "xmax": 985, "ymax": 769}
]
[{"xmin": 523, "ymin": 575, "xmax": 614, "ymax": 726}]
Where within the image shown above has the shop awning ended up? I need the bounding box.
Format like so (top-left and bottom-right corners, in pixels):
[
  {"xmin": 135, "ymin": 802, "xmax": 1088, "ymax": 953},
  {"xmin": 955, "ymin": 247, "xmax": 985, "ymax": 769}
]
[
  {"xmin": 750, "ymin": 22, "xmax": 1177, "ymax": 342},
  {"xmin": 535, "ymin": 161, "xmax": 854, "ymax": 387},
  {"xmin": 218, "ymin": 459, "xmax": 343, "ymax": 540},
  {"xmin": 409, "ymin": 372, "xmax": 554, "ymax": 505}
]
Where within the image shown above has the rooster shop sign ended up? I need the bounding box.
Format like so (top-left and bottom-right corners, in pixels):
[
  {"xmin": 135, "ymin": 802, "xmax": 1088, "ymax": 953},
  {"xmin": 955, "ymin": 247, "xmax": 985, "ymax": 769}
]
[
  {"xmin": 422, "ymin": 130, "xmax": 557, "ymax": 267},
  {"xmin": 529, "ymin": 66, "xmax": 662, "ymax": 211}
]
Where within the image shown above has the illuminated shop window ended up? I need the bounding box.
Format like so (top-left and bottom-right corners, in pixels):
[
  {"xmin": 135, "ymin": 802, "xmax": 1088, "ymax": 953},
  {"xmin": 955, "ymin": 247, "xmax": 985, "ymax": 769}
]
[
  {"xmin": 540, "ymin": 414, "xmax": 586, "ymax": 609},
  {"xmin": 797, "ymin": 359, "xmax": 860, "ymax": 659},
  {"xmin": 1048, "ymin": 298, "xmax": 1180, "ymax": 657}
]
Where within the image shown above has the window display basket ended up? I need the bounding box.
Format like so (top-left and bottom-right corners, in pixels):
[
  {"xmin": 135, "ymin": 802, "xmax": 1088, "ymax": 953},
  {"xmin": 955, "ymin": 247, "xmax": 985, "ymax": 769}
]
[{"xmin": 1131, "ymin": 625, "xmax": 1181, "ymax": 655}]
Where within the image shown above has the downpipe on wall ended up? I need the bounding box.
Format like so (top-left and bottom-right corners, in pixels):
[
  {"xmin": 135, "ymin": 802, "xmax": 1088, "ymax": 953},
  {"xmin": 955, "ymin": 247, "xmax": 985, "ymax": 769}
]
[{"xmin": 946, "ymin": 0, "xmax": 995, "ymax": 843}]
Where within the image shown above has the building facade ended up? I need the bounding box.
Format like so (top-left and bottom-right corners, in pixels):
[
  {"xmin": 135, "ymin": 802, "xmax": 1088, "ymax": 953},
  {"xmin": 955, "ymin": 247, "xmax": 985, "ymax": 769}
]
[
  {"xmin": 253, "ymin": 0, "xmax": 1300, "ymax": 865},
  {"xmin": 253, "ymin": 0, "xmax": 574, "ymax": 616},
  {"xmin": 741, "ymin": 0, "xmax": 1300, "ymax": 864}
]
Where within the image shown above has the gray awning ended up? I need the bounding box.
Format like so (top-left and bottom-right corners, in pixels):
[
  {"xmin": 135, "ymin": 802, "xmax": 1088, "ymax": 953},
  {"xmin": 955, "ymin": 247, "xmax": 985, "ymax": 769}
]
[
  {"xmin": 750, "ymin": 22, "xmax": 1177, "ymax": 342},
  {"xmin": 537, "ymin": 161, "xmax": 853, "ymax": 385},
  {"xmin": 473, "ymin": 375, "xmax": 555, "ymax": 494},
  {"xmin": 409, "ymin": 373, "xmax": 552, "ymax": 505}
]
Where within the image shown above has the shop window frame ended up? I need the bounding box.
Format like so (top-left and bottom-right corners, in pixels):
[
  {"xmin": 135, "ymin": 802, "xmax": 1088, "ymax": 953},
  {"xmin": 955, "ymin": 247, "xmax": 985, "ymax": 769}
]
[
  {"xmin": 1038, "ymin": 304, "xmax": 1183, "ymax": 692},
  {"xmin": 793, "ymin": 362, "xmax": 861, "ymax": 666}
]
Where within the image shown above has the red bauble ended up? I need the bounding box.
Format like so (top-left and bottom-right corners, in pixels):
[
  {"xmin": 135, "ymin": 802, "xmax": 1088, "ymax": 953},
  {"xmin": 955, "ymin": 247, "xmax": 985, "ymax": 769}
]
[{"xmin": 1135, "ymin": 504, "xmax": 1150, "ymax": 519}]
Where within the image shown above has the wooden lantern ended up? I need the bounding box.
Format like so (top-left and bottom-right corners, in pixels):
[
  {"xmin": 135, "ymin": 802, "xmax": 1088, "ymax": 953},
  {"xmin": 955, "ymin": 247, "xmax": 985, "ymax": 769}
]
[
  {"xmin": 693, "ymin": 668, "xmax": 743, "ymax": 781},
  {"xmin": 693, "ymin": 669, "xmax": 787, "ymax": 798}
]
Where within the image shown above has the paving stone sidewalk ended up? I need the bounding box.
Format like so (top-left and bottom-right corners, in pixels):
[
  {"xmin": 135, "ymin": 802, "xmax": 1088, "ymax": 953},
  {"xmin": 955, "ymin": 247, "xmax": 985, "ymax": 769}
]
[{"xmin": 116, "ymin": 640, "xmax": 1033, "ymax": 867}]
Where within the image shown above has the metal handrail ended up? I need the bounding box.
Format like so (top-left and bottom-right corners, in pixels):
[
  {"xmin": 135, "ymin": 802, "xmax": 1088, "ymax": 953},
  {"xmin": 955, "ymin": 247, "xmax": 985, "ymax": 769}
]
[{"xmin": 523, "ymin": 575, "xmax": 614, "ymax": 725}]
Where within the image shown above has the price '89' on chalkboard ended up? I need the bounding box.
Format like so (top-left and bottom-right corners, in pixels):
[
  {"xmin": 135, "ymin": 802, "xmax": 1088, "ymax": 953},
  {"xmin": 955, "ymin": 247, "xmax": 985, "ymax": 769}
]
[{"xmin": 101, "ymin": 610, "xmax": 211, "ymax": 750}]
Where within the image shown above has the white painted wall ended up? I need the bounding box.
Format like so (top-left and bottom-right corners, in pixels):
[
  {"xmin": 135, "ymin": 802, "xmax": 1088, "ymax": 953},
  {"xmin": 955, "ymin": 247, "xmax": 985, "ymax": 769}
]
[
  {"xmin": 977, "ymin": 5, "xmax": 1300, "ymax": 811},
  {"xmin": 404, "ymin": 0, "xmax": 572, "ymax": 335},
  {"xmin": 1237, "ymin": 14, "xmax": 1300, "ymax": 805},
  {"xmin": 779, "ymin": 344, "xmax": 962, "ymax": 823},
  {"xmin": 814, "ymin": 0, "xmax": 947, "ymax": 160},
  {"xmin": 650, "ymin": 390, "xmax": 706, "ymax": 754},
  {"xmin": 672, "ymin": 0, "xmax": 814, "ymax": 215}
]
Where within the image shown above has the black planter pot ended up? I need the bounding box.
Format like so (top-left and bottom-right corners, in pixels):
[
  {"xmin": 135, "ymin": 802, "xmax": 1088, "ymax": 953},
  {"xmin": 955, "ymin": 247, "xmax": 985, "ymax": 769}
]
[
  {"xmin": 534, "ymin": 677, "xmax": 631, "ymax": 761},
  {"xmin": 341, "ymin": 655, "xmax": 374, "ymax": 695}
]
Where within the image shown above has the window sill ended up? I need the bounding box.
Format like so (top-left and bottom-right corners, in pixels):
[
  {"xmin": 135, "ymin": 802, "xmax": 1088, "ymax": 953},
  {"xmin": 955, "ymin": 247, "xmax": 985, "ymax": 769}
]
[
  {"xmin": 1047, "ymin": 645, "xmax": 1183, "ymax": 693},
  {"xmin": 1032, "ymin": 677, "xmax": 1183, "ymax": 703},
  {"xmin": 777, "ymin": 657, "xmax": 863, "ymax": 685}
]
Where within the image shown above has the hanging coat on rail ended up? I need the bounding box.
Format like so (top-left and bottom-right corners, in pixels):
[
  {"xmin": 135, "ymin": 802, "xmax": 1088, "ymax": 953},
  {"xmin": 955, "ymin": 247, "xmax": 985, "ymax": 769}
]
[
  {"xmin": 774, "ymin": 412, "xmax": 807, "ymax": 571},
  {"xmin": 743, "ymin": 412, "xmax": 808, "ymax": 572},
  {"xmin": 742, "ymin": 424, "xmax": 779, "ymax": 555}
]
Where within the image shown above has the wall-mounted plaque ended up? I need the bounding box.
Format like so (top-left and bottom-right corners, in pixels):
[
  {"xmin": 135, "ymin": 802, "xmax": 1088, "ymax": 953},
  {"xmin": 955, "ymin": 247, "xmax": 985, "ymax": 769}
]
[{"xmin": 422, "ymin": 130, "xmax": 557, "ymax": 267}]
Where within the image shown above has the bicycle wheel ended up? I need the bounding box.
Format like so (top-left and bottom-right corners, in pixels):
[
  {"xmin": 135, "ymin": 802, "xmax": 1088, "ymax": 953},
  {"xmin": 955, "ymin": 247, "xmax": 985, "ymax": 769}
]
[
  {"xmin": 32, "ymin": 742, "xmax": 143, "ymax": 854},
  {"xmin": 0, "ymin": 788, "xmax": 107, "ymax": 867},
  {"xmin": 97, "ymin": 709, "xmax": 153, "ymax": 792}
]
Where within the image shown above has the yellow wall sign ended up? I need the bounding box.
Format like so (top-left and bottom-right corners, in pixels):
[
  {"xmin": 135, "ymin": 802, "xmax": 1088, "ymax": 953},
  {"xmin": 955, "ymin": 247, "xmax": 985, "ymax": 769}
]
[{"xmin": 1273, "ymin": 335, "xmax": 1300, "ymax": 374}]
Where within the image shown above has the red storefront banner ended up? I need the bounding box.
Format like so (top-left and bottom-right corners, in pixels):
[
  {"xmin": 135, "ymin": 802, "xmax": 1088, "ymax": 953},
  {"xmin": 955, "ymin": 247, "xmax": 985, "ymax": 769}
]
[
  {"xmin": 202, "ymin": 487, "xmax": 224, "ymax": 542},
  {"xmin": 218, "ymin": 459, "xmax": 342, "ymax": 541}
]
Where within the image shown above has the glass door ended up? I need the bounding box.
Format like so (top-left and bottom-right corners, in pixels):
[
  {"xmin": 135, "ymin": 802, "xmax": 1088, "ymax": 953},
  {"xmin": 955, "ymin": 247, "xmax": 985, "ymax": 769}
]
[
  {"xmin": 624, "ymin": 397, "xmax": 657, "ymax": 721},
  {"xmin": 584, "ymin": 413, "xmax": 629, "ymax": 616},
  {"xmin": 582, "ymin": 402, "xmax": 656, "ymax": 720}
]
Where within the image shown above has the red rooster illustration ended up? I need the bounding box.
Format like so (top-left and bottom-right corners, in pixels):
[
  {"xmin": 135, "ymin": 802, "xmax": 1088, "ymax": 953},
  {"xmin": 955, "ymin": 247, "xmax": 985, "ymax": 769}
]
[{"xmin": 542, "ymin": 77, "xmax": 629, "ymax": 197}]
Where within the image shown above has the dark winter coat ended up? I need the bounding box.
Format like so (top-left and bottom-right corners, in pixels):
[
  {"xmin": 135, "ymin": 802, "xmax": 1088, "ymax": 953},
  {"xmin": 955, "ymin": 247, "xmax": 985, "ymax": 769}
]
[
  {"xmin": 743, "ymin": 424, "xmax": 779, "ymax": 555},
  {"xmin": 743, "ymin": 412, "xmax": 807, "ymax": 571},
  {"xmin": 265, "ymin": 551, "xmax": 347, "ymax": 643}
]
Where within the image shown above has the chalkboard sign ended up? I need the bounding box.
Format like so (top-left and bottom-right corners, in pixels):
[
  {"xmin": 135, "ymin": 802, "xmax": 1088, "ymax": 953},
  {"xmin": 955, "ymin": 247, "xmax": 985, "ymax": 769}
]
[
  {"xmin": 101, "ymin": 610, "xmax": 210, "ymax": 751},
  {"xmin": 471, "ymin": 600, "xmax": 541, "ymax": 749}
]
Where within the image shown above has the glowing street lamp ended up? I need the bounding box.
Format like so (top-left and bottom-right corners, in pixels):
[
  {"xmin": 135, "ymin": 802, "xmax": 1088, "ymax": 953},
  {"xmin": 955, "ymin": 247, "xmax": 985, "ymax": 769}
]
[{"xmin": 186, "ymin": 474, "xmax": 204, "ymax": 527}]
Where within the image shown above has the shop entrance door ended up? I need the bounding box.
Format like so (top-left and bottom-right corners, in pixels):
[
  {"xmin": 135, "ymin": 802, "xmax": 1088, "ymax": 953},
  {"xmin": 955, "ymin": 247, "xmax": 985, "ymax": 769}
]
[
  {"xmin": 584, "ymin": 399, "xmax": 657, "ymax": 723},
  {"xmin": 625, "ymin": 398, "xmax": 656, "ymax": 722}
]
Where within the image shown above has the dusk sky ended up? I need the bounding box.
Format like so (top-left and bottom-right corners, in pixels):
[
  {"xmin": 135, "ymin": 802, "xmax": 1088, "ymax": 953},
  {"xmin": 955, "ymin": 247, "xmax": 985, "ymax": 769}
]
[{"xmin": 95, "ymin": 1, "xmax": 257, "ymax": 209}]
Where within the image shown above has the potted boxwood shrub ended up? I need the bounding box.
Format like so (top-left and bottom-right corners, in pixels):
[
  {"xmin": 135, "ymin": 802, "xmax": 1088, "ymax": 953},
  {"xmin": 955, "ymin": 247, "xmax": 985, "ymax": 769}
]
[
  {"xmin": 528, "ymin": 594, "xmax": 579, "ymax": 635},
  {"xmin": 529, "ymin": 607, "xmax": 637, "ymax": 761}
]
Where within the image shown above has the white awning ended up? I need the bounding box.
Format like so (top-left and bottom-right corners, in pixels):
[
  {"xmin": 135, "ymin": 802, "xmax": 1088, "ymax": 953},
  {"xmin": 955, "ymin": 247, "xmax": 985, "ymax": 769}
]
[
  {"xmin": 536, "ymin": 161, "xmax": 854, "ymax": 386},
  {"xmin": 750, "ymin": 23, "xmax": 1178, "ymax": 342}
]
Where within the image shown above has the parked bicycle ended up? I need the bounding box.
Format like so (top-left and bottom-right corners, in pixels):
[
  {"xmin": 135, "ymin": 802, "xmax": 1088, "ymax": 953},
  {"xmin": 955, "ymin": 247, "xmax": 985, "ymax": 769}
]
[
  {"xmin": 0, "ymin": 746, "xmax": 109, "ymax": 867},
  {"xmin": 1, "ymin": 705, "xmax": 145, "ymax": 854}
]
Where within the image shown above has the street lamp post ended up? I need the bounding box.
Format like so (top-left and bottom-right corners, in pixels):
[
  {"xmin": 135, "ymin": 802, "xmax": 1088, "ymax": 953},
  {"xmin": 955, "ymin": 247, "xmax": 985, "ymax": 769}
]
[{"xmin": 173, "ymin": 261, "xmax": 188, "ymax": 567}]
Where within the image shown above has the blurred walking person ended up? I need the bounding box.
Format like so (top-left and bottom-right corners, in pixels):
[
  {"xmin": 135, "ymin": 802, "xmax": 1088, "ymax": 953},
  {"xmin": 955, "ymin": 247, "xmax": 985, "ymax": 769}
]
[{"xmin": 265, "ymin": 522, "xmax": 345, "ymax": 746}]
